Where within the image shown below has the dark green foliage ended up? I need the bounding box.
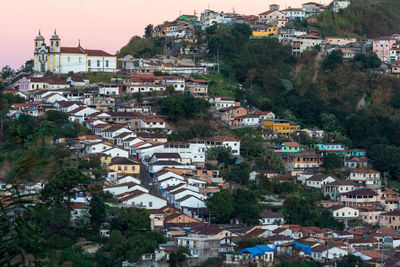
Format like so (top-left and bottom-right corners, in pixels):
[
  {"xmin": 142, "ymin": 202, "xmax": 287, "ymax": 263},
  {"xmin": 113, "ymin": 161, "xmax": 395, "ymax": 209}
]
[
  {"xmin": 41, "ymin": 167, "xmax": 90, "ymax": 207},
  {"xmin": 118, "ymin": 36, "xmax": 166, "ymax": 58},
  {"xmin": 277, "ymin": 259, "xmax": 322, "ymax": 267},
  {"xmin": 201, "ymin": 257, "xmax": 223, "ymax": 267},
  {"xmin": 207, "ymin": 189, "xmax": 261, "ymax": 225},
  {"xmin": 90, "ymin": 195, "xmax": 106, "ymax": 225},
  {"xmin": 111, "ymin": 207, "xmax": 151, "ymax": 236},
  {"xmin": 336, "ymin": 255, "xmax": 367, "ymax": 267},
  {"xmin": 283, "ymin": 196, "xmax": 344, "ymax": 230},
  {"xmin": 323, "ymin": 153, "xmax": 343, "ymax": 170},
  {"xmin": 45, "ymin": 110, "xmax": 69, "ymax": 125},
  {"xmin": 352, "ymin": 52, "xmax": 381, "ymax": 70},
  {"xmin": 311, "ymin": 0, "xmax": 400, "ymax": 38},
  {"xmin": 0, "ymin": 65, "xmax": 15, "ymax": 79},
  {"xmin": 145, "ymin": 24, "xmax": 154, "ymax": 38},
  {"xmin": 59, "ymin": 245, "xmax": 93, "ymax": 267},
  {"xmin": 322, "ymin": 50, "xmax": 343, "ymax": 71},
  {"xmin": 206, "ymin": 190, "xmax": 235, "ymax": 223},
  {"xmin": 169, "ymin": 247, "xmax": 191, "ymax": 267},
  {"xmin": 159, "ymin": 93, "xmax": 210, "ymax": 121}
]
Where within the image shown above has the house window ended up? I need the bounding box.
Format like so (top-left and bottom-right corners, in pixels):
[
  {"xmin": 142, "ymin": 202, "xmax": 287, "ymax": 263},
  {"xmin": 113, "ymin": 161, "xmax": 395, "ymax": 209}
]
[
  {"xmin": 67, "ymin": 57, "xmax": 70, "ymax": 62},
  {"xmin": 149, "ymin": 202, "xmax": 153, "ymax": 207},
  {"xmin": 88, "ymin": 60, "xmax": 91, "ymax": 66},
  {"xmin": 97, "ymin": 60, "xmax": 100, "ymax": 67},
  {"xmin": 131, "ymin": 166, "xmax": 135, "ymax": 171},
  {"xmin": 79, "ymin": 57, "xmax": 82, "ymax": 63},
  {"xmin": 106, "ymin": 60, "xmax": 109, "ymax": 67}
]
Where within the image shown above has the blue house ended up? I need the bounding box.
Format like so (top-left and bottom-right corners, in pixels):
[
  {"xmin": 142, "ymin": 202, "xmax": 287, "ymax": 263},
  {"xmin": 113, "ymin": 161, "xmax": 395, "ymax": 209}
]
[{"xmin": 240, "ymin": 245, "xmax": 274, "ymax": 262}]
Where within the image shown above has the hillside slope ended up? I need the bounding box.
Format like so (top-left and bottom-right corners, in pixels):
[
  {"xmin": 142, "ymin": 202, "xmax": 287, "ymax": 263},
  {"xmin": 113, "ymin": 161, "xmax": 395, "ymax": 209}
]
[{"xmin": 311, "ymin": 0, "xmax": 400, "ymax": 37}]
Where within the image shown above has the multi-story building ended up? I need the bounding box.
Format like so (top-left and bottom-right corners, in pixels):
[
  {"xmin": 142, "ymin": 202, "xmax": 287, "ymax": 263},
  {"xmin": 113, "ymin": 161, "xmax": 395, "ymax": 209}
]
[
  {"xmin": 323, "ymin": 180, "xmax": 362, "ymax": 200},
  {"xmin": 339, "ymin": 188, "xmax": 380, "ymax": 207},
  {"xmin": 348, "ymin": 169, "xmax": 381, "ymax": 189},
  {"xmin": 292, "ymin": 34, "xmax": 322, "ymax": 55},
  {"xmin": 176, "ymin": 235, "xmax": 220, "ymax": 263},
  {"xmin": 373, "ymin": 36, "xmax": 396, "ymax": 63},
  {"xmin": 264, "ymin": 119, "xmax": 300, "ymax": 135},
  {"xmin": 380, "ymin": 209, "xmax": 400, "ymax": 230},
  {"xmin": 331, "ymin": 0, "xmax": 351, "ymax": 12},
  {"xmin": 281, "ymin": 151, "xmax": 323, "ymax": 175}
]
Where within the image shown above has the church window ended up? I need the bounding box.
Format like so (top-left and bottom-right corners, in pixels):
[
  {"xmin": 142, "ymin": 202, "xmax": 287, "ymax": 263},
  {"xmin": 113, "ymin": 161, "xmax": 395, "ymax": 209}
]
[
  {"xmin": 68, "ymin": 57, "xmax": 70, "ymax": 62},
  {"xmin": 35, "ymin": 41, "xmax": 38, "ymax": 48},
  {"xmin": 51, "ymin": 41, "xmax": 53, "ymax": 47},
  {"xmin": 79, "ymin": 57, "xmax": 82, "ymax": 63},
  {"xmin": 97, "ymin": 60, "xmax": 100, "ymax": 67},
  {"xmin": 56, "ymin": 41, "xmax": 59, "ymax": 47},
  {"xmin": 106, "ymin": 60, "xmax": 109, "ymax": 67},
  {"xmin": 88, "ymin": 60, "xmax": 91, "ymax": 66}
]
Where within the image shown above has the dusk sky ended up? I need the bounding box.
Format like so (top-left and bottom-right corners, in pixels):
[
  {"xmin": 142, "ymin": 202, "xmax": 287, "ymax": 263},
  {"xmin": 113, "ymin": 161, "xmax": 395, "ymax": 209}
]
[{"xmin": 2, "ymin": 0, "xmax": 331, "ymax": 69}]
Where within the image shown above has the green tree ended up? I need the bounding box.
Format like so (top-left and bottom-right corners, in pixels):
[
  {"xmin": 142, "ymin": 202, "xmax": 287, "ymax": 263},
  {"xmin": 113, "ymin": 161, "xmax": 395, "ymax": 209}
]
[
  {"xmin": 41, "ymin": 167, "xmax": 90, "ymax": 207},
  {"xmin": 89, "ymin": 195, "xmax": 106, "ymax": 225},
  {"xmin": 206, "ymin": 190, "xmax": 235, "ymax": 223},
  {"xmin": 169, "ymin": 247, "xmax": 191, "ymax": 267},
  {"xmin": 145, "ymin": 24, "xmax": 154, "ymax": 38},
  {"xmin": 323, "ymin": 153, "xmax": 343, "ymax": 170},
  {"xmin": 322, "ymin": 50, "xmax": 343, "ymax": 71},
  {"xmin": 111, "ymin": 207, "xmax": 151, "ymax": 236},
  {"xmin": 45, "ymin": 110, "xmax": 69, "ymax": 125},
  {"xmin": 336, "ymin": 255, "xmax": 367, "ymax": 267},
  {"xmin": 0, "ymin": 65, "xmax": 15, "ymax": 79}
]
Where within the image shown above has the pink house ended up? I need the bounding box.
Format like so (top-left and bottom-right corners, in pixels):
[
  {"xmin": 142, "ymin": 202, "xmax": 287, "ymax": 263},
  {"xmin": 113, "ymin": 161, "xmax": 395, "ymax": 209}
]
[
  {"xmin": 373, "ymin": 36, "xmax": 396, "ymax": 63},
  {"xmin": 19, "ymin": 77, "xmax": 30, "ymax": 92}
]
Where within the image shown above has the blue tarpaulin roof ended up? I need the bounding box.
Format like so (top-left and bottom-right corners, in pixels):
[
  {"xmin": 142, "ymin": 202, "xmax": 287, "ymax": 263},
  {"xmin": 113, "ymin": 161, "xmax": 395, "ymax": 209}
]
[
  {"xmin": 240, "ymin": 245, "xmax": 273, "ymax": 257},
  {"xmin": 255, "ymin": 245, "xmax": 274, "ymax": 252},
  {"xmin": 293, "ymin": 242, "xmax": 311, "ymax": 255}
]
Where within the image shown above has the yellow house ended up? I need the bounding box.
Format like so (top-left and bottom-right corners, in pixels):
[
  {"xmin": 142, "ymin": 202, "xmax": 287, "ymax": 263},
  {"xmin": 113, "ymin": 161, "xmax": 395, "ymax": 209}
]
[
  {"xmin": 264, "ymin": 119, "xmax": 300, "ymax": 134},
  {"xmin": 252, "ymin": 27, "xmax": 278, "ymax": 37},
  {"xmin": 107, "ymin": 157, "xmax": 140, "ymax": 175},
  {"xmin": 97, "ymin": 153, "xmax": 113, "ymax": 166}
]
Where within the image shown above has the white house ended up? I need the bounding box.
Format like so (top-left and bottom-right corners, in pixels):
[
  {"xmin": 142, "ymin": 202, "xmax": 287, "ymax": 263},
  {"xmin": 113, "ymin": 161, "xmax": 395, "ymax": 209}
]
[
  {"xmin": 118, "ymin": 190, "xmax": 167, "ymax": 209},
  {"xmin": 150, "ymin": 153, "xmax": 182, "ymax": 164},
  {"xmin": 348, "ymin": 169, "xmax": 381, "ymax": 188},
  {"xmin": 259, "ymin": 209, "xmax": 285, "ymax": 225},
  {"xmin": 159, "ymin": 178, "xmax": 187, "ymax": 190},
  {"xmin": 169, "ymin": 189, "xmax": 205, "ymax": 205},
  {"xmin": 305, "ymin": 175, "xmax": 336, "ymax": 189},
  {"xmin": 103, "ymin": 147, "xmax": 130, "ymax": 158},
  {"xmin": 205, "ymin": 136, "xmax": 241, "ymax": 156},
  {"xmin": 42, "ymin": 93, "xmax": 68, "ymax": 103},
  {"xmin": 292, "ymin": 34, "xmax": 322, "ymax": 55},
  {"xmin": 140, "ymin": 118, "xmax": 166, "ymax": 129},
  {"xmin": 86, "ymin": 142, "xmax": 112, "ymax": 154},
  {"xmin": 155, "ymin": 170, "xmax": 184, "ymax": 182},
  {"xmin": 328, "ymin": 205, "xmax": 359, "ymax": 220},
  {"xmin": 323, "ymin": 180, "xmax": 362, "ymax": 200},
  {"xmin": 332, "ymin": 0, "xmax": 350, "ymax": 12},
  {"xmin": 311, "ymin": 245, "xmax": 348, "ymax": 261},
  {"xmin": 98, "ymin": 83, "xmax": 121, "ymax": 95},
  {"xmin": 176, "ymin": 195, "xmax": 206, "ymax": 209},
  {"xmin": 104, "ymin": 182, "xmax": 147, "ymax": 196},
  {"xmin": 117, "ymin": 175, "xmax": 141, "ymax": 185},
  {"xmin": 102, "ymin": 125, "xmax": 132, "ymax": 140},
  {"xmin": 149, "ymin": 161, "xmax": 193, "ymax": 175}
]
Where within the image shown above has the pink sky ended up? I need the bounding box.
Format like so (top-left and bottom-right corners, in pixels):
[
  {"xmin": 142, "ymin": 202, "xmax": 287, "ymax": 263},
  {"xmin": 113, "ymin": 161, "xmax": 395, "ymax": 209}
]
[{"xmin": 1, "ymin": 0, "xmax": 331, "ymax": 69}]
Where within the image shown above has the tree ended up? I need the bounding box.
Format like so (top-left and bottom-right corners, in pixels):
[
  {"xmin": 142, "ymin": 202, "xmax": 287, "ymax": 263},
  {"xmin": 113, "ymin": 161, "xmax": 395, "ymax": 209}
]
[
  {"xmin": 234, "ymin": 189, "xmax": 261, "ymax": 225},
  {"xmin": 111, "ymin": 207, "xmax": 151, "ymax": 236},
  {"xmin": 336, "ymin": 255, "xmax": 367, "ymax": 267},
  {"xmin": 0, "ymin": 65, "xmax": 15, "ymax": 79},
  {"xmin": 41, "ymin": 167, "xmax": 90, "ymax": 207},
  {"xmin": 169, "ymin": 247, "xmax": 191, "ymax": 267},
  {"xmin": 145, "ymin": 24, "xmax": 154, "ymax": 38},
  {"xmin": 323, "ymin": 153, "xmax": 343, "ymax": 170},
  {"xmin": 206, "ymin": 190, "xmax": 235, "ymax": 223},
  {"xmin": 45, "ymin": 110, "xmax": 69, "ymax": 125},
  {"xmin": 89, "ymin": 195, "xmax": 106, "ymax": 225},
  {"xmin": 322, "ymin": 50, "xmax": 343, "ymax": 70}
]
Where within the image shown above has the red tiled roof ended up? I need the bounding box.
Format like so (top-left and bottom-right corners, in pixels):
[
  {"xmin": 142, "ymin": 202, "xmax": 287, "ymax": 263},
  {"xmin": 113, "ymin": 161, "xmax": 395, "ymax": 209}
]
[
  {"xmin": 87, "ymin": 49, "xmax": 114, "ymax": 57},
  {"xmin": 60, "ymin": 46, "xmax": 86, "ymax": 54}
]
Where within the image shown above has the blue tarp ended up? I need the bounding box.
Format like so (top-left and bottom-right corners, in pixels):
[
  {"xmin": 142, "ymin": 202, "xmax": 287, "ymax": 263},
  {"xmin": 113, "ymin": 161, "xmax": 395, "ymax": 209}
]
[
  {"xmin": 240, "ymin": 247, "xmax": 264, "ymax": 257},
  {"xmin": 255, "ymin": 245, "xmax": 274, "ymax": 252},
  {"xmin": 293, "ymin": 242, "xmax": 311, "ymax": 255},
  {"xmin": 240, "ymin": 245, "xmax": 274, "ymax": 257}
]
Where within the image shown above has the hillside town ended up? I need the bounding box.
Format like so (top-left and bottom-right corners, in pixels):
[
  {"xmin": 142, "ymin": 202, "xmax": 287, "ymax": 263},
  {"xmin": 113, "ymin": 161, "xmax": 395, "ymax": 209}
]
[{"xmin": 3, "ymin": 0, "xmax": 400, "ymax": 266}]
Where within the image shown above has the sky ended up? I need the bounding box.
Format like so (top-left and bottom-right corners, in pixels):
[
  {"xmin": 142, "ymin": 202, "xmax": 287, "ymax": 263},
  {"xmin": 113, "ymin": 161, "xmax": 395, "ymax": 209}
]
[{"xmin": 1, "ymin": 0, "xmax": 331, "ymax": 69}]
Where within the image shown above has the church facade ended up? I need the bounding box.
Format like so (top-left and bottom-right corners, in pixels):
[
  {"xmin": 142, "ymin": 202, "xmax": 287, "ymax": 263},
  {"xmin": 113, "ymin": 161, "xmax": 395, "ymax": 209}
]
[{"xmin": 33, "ymin": 31, "xmax": 117, "ymax": 74}]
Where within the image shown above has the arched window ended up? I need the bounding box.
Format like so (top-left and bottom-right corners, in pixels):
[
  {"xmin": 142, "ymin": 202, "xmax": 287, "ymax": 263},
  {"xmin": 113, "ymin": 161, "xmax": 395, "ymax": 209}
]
[{"xmin": 56, "ymin": 41, "xmax": 59, "ymax": 47}]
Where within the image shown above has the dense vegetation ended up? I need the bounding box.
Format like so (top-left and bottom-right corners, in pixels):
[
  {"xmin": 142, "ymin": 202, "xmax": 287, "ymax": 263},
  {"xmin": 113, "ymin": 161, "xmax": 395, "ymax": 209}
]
[
  {"xmin": 203, "ymin": 23, "xmax": 400, "ymax": 182},
  {"xmin": 118, "ymin": 36, "xmax": 168, "ymax": 58},
  {"xmin": 310, "ymin": 0, "xmax": 400, "ymax": 37}
]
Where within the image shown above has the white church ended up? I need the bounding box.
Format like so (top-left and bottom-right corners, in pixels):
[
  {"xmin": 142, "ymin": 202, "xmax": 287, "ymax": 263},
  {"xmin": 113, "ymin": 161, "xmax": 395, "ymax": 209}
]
[{"xmin": 33, "ymin": 31, "xmax": 117, "ymax": 74}]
